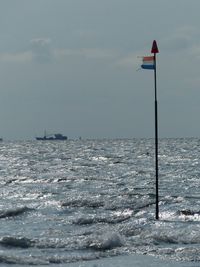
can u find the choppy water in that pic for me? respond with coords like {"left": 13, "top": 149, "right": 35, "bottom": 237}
{"left": 0, "top": 138, "right": 200, "bottom": 265}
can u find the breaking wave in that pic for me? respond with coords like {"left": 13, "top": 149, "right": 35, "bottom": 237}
{"left": 87, "top": 232, "right": 124, "bottom": 250}
{"left": 73, "top": 213, "right": 131, "bottom": 225}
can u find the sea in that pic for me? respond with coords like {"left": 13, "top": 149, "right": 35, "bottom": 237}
{"left": 0, "top": 138, "right": 200, "bottom": 266}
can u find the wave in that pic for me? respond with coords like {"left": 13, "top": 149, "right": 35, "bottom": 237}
{"left": 73, "top": 213, "right": 131, "bottom": 225}
{"left": 61, "top": 198, "right": 104, "bottom": 208}
{"left": 0, "top": 251, "right": 111, "bottom": 265}
{"left": 0, "top": 206, "right": 34, "bottom": 219}
{"left": 87, "top": 232, "right": 124, "bottom": 250}
{"left": 0, "top": 253, "right": 49, "bottom": 265}
{"left": 0, "top": 236, "right": 34, "bottom": 248}
{"left": 178, "top": 209, "right": 200, "bottom": 216}
{"left": 105, "top": 199, "right": 155, "bottom": 212}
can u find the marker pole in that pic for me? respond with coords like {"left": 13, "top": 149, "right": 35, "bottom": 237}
{"left": 151, "top": 40, "right": 159, "bottom": 220}
{"left": 154, "top": 53, "right": 159, "bottom": 220}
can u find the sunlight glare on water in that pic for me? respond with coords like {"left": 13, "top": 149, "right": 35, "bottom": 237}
{"left": 0, "top": 138, "right": 199, "bottom": 265}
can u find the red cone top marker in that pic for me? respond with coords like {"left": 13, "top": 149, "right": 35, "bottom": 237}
{"left": 151, "top": 40, "right": 159, "bottom": 54}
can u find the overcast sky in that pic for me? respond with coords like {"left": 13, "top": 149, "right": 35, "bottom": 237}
{"left": 0, "top": 0, "right": 200, "bottom": 140}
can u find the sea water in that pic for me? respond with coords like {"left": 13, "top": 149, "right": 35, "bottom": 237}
{"left": 0, "top": 138, "right": 200, "bottom": 265}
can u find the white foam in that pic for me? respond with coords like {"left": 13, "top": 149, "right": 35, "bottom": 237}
{"left": 88, "top": 232, "right": 124, "bottom": 250}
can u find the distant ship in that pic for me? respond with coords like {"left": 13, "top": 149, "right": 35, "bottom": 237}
{"left": 36, "top": 132, "right": 67, "bottom": 141}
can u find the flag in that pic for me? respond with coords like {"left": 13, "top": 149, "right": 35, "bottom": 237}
{"left": 141, "top": 56, "right": 155, "bottom": 70}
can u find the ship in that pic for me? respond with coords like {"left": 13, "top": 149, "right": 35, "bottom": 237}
{"left": 36, "top": 132, "right": 67, "bottom": 141}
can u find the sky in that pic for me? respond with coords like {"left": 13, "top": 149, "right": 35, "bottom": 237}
{"left": 0, "top": 0, "right": 200, "bottom": 140}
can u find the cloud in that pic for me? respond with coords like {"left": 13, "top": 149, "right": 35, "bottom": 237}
{"left": 114, "top": 49, "right": 150, "bottom": 70}
{"left": 187, "top": 44, "right": 200, "bottom": 61}
{"left": 76, "top": 29, "right": 97, "bottom": 41}
{"left": 30, "top": 38, "right": 53, "bottom": 63}
{"left": 0, "top": 52, "right": 32, "bottom": 63}
{"left": 54, "top": 48, "right": 116, "bottom": 60}
{"left": 161, "top": 26, "right": 197, "bottom": 52}
{"left": 162, "top": 36, "right": 191, "bottom": 51}
{"left": 115, "top": 53, "right": 140, "bottom": 69}
{"left": 0, "top": 46, "right": 117, "bottom": 65}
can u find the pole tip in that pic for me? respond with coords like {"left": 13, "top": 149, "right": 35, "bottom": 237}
{"left": 151, "top": 40, "right": 159, "bottom": 54}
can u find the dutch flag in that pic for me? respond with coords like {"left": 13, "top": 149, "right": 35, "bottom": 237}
{"left": 141, "top": 56, "right": 155, "bottom": 70}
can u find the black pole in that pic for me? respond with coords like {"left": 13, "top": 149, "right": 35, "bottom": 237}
{"left": 154, "top": 53, "right": 159, "bottom": 220}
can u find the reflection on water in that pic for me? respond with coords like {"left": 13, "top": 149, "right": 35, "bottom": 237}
{"left": 0, "top": 139, "right": 199, "bottom": 264}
